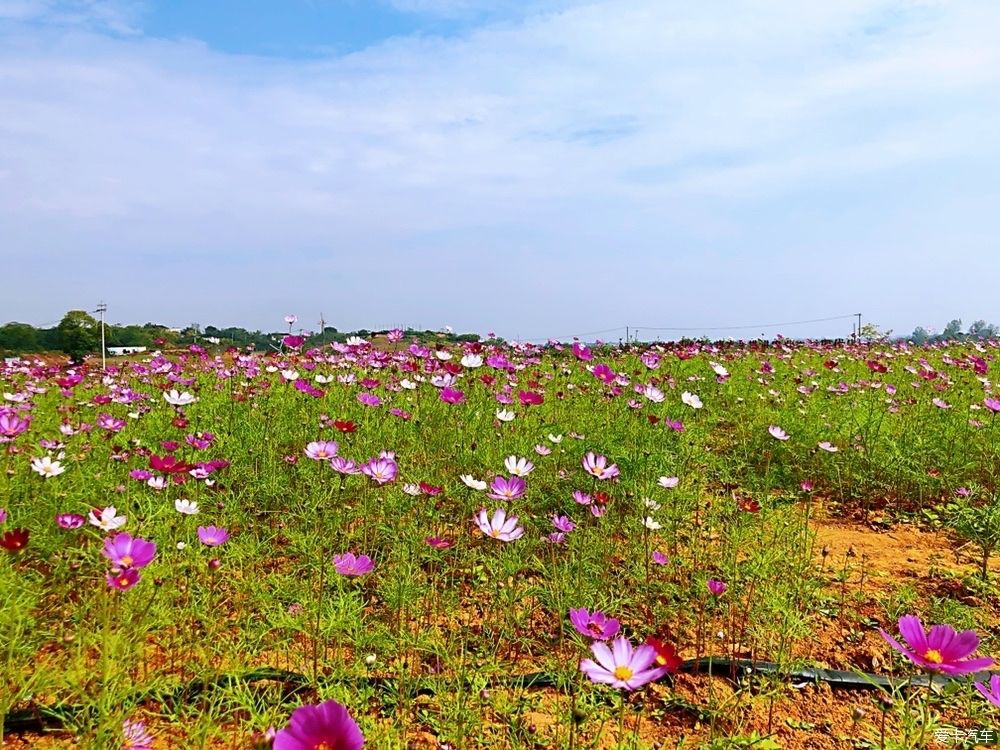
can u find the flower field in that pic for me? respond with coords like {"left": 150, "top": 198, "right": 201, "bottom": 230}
{"left": 2, "top": 334, "right": 1000, "bottom": 749}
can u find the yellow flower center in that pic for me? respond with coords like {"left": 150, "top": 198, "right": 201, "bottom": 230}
{"left": 613, "top": 665, "right": 634, "bottom": 682}
{"left": 121, "top": 555, "right": 134, "bottom": 567}
{"left": 924, "top": 649, "right": 943, "bottom": 664}
{"left": 490, "top": 529, "right": 501, "bottom": 538}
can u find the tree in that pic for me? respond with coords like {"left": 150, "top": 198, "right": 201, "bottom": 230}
{"left": 941, "top": 319, "right": 964, "bottom": 342}
{"left": 0, "top": 322, "right": 39, "bottom": 353}
{"left": 56, "top": 310, "right": 99, "bottom": 363}
{"left": 968, "top": 320, "right": 998, "bottom": 340}
{"left": 910, "top": 326, "right": 930, "bottom": 345}
{"left": 860, "top": 322, "right": 892, "bottom": 343}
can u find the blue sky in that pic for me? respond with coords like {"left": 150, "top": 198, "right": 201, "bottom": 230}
{"left": 1, "top": 0, "right": 998, "bottom": 340}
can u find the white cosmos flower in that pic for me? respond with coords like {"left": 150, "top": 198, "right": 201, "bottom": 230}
{"left": 435, "top": 350, "right": 453, "bottom": 361}
{"left": 461, "top": 354, "right": 483, "bottom": 368}
{"left": 176, "top": 541, "right": 187, "bottom": 550}
{"left": 400, "top": 379, "right": 417, "bottom": 390}
{"left": 818, "top": 441, "right": 838, "bottom": 453}
{"left": 402, "top": 483, "right": 422, "bottom": 496}
{"left": 147, "top": 476, "right": 167, "bottom": 490}
{"left": 174, "top": 498, "right": 199, "bottom": 515}
{"left": 314, "top": 374, "right": 333, "bottom": 384}
{"left": 504, "top": 456, "right": 534, "bottom": 477}
{"left": 658, "top": 476, "right": 679, "bottom": 489}
{"left": 548, "top": 433, "right": 564, "bottom": 444}
{"left": 643, "top": 497, "right": 661, "bottom": 511}
{"left": 3, "top": 392, "right": 26, "bottom": 402}
{"left": 89, "top": 506, "right": 126, "bottom": 531}
{"left": 280, "top": 370, "right": 299, "bottom": 381}
{"left": 460, "top": 474, "right": 488, "bottom": 491}
{"left": 710, "top": 362, "right": 729, "bottom": 378}
{"left": 346, "top": 336, "right": 367, "bottom": 347}
{"left": 164, "top": 390, "right": 197, "bottom": 406}
{"left": 31, "top": 456, "right": 65, "bottom": 478}
{"left": 495, "top": 409, "right": 516, "bottom": 422}
{"left": 431, "top": 374, "right": 456, "bottom": 388}
{"left": 681, "top": 391, "right": 703, "bottom": 409}
{"left": 643, "top": 384, "right": 665, "bottom": 403}
{"left": 643, "top": 517, "right": 663, "bottom": 531}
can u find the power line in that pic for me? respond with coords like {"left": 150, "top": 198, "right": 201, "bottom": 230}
{"left": 633, "top": 314, "right": 856, "bottom": 332}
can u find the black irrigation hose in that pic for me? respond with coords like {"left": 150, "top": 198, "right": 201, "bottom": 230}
{"left": 5, "top": 658, "right": 995, "bottom": 735}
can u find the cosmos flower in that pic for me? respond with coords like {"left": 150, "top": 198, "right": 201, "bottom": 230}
{"left": 569, "top": 608, "right": 620, "bottom": 640}
{"left": 330, "top": 457, "right": 360, "bottom": 475}
{"left": 818, "top": 441, "right": 838, "bottom": 452}
{"left": 551, "top": 515, "right": 576, "bottom": 533}
{"left": 652, "top": 550, "right": 669, "bottom": 566}
{"left": 681, "top": 391, "right": 703, "bottom": 409}
{"left": 361, "top": 457, "right": 398, "bottom": 485}
{"left": 580, "top": 637, "right": 668, "bottom": 690}
{"left": 768, "top": 425, "right": 790, "bottom": 441}
{"left": 121, "top": 718, "right": 154, "bottom": 750}
{"left": 461, "top": 354, "right": 483, "bottom": 368}
{"left": 304, "top": 441, "right": 339, "bottom": 460}
{"left": 102, "top": 533, "right": 157, "bottom": 569}
{"left": 107, "top": 567, "right": 141, "bottom": 591}
{"left": 974, "top": 674, "right": 1000, "bottom": 708}
{"left": 425, "top": 536, "right": 454, "bottom": 549}
{"left": 197, "top": 526, "right": 230, "bottom": 547}
{"left": 582, "top": 452, "right": 619, "bottom": 480}
{"left": 0, "top": 528, "right": 29, "bottom": 552}
{"left": 174, "top": 498, "right": 199, "bottom": 515}
{"left": 657, "top": 476, "right": 679, "bottom": 489}
{"left": 163, "top": 390, "right": 197, "bottom": 407}
{"left": 495, "top": 409, "right": 516, "bottom": 422}
{"left": 487, "top": 475, "right": 526, "bottom": 501}
{"left": 273, "top": 699, "right": 364, "bottom": 750}
{"left": 879, "top": 615, "right": 994, "bottom": 675}
{"left": 0, "top": 412, "right": 30, "bottom": 439}
{"left": 460, "top": 474, "right": 488, "bottom": 491}
{"left": 707, "top": 579, "right": 727, "bottom": 596}
{"left": 984, "top": 397, "right": 1000, "bottom": 414}
{"left": 645, "top": 637, "right": 683, "bottom": 672}
{"left": 474, "top": 508, "right": 524, "bottom": 541}
{"left": 56, "top": 513, "right": 85, "bottom": 529}
{"left": 31, "top": 456, "right": 65, "bottom": 478}
{"left": 503, "top": 455, "right": 534, "bottom": 477}
{"left": 89, "top": 506, "right": 126, "bottom": 532}
{"left": 333, "top": 553, "right": 374, "bottom": 577}
{"left": 439, "top": 387, "right": 465, "bottom": 405}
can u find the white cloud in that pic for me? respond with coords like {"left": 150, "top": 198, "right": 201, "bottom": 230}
{"left": 1, "top": 0, "right": 998, "bottom": 334}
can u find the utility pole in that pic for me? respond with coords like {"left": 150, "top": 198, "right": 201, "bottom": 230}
{"left": 318, "top": 313, "right": 326, "bottom": 344}
{"left": 856, "top": 312, "right": 863, "bottom": 344}
{"left": 94, "top": 302, "right": 107, "bottom": 371}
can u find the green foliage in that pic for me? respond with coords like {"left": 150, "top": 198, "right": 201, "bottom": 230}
{"left": 55, "top": 309, "right": 99, "bottom": 363}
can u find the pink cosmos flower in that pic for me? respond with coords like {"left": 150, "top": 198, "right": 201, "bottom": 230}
{"left": 707, "top": 579, "right": 727, "bottom": 596}
{"left": 304, "top": 441, "right": 339, "bottom": 460}
{"left": 551, "top": 515, "right": 576, "bottom": 533}
{"left": 974, "top": 674, "right": 1000, "bottom": 708}
{"left": 487, "top": 475, "right": 526, "bottom": 501}
{"left": 107, "top": 567, "right": 141, "bottom": 590}
{"left": 0, "top": 412, "right": 29, "bottom": 439}
{"left": 439, "top": 386, "right": 465, "bottom": 404}
{"left": 102, "top": 533, "right": 157, "bottom": 569}
{"left": 0, "top": 507, "right": 5, "bottom": 524}
{"left": 361, "top": 457, "right": 397, "bottom": 485}
{"left": 582, "top": 452, "right": 619, "bottom": 480}
{"left": 879, "top": 615, "right": 994, "bottom": 675}
{"left": 652, "top": 550, "right": 669, "bottom": 565}
{"left": 984, "top": 397, "right": 1000, "bottom": 414}
{"left": 122, "top": 718, "right": 154, "bottom": 750}
{"left": 572, "top": 490, "right": 592, "bottom": 505}
{"left": 768, "top": 425, "right": 789, "bottom": 441}
{"left": 580, "top": 637, "right": 668, "bottom": 690}
{"left": 657, "top": 476, "right": 679, "bottom": 489}
{"left": 569, "top": 608, "right": 620, "bottom": 640}
{"left": 333, "top": 553, "right": 374, "bottom": 576}
{"left": 425, "top": 536, "right": 454, "bottom": 549}
{"left": 330, "top": 457, "right": 360, "bottom": 475}
{"left": 534, "top": 444, "right": 552, "bottom": 456}
{"left": 357, "top": 393, "right": 381, "bottom": 407}
{"left": 474, "top": 508, "right": 524, "bottom": 541}
{"left": 273, "top": 699, "right": 364, "bottom": 750}
{"left": 818, "top": 441, "right": 838, "bottom": 452}
{"left": 197, "top": 526, "right": 230, "bottom": 546}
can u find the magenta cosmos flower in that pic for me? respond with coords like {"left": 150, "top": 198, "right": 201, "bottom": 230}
{"left": 101, "top": 533, "right": 157, "bottom": 569}
{"left": 273, "top": 699, "right": 364, "bottom": 750}
{"left": 107, "top": 567, "right": 141, "bottom": 591}
{"left": 879, "top": 615, "right": 994, "bottom": 675}
{"left": 56, "top": 512, "right": 85, "bottom": 529}
{"left": 197, "top": 526, "right": 230, "bottom": 546}
{"left": 487, "top": 475, "right": 526, "bottom": 501}
{"left": 474, "top": 508, "right": 524, "bottom": 541}
{"left": 304, "top": 441, "right": 338, "bottom": 460}
{"left": 122, "top": 718, "right": 154, "bottom": 750}
{"left": 333, "top": 553, "right": 374, "bottom": 576}
{"left": 581, "top": 452, "right": 619, "bottom": 480}
{"left": 707, "top": 579, "right": 727, "bottom": 596}
{"left": 361, "top": 457, "right": 397, "bottom": 485}
{"left": 975, "top": 674, "right": 1000, "bottom": 707}
{"left": 0, "top": 412, "right": 29, "bottom": 439}
{"left": 580, "top": 637, "right": 668, "bottom": 690}
{"left": 569, "top": 608, "right": 620, "bottom": 640}
{"left": 439, "top": 387, "right": 465, "bottom": 404}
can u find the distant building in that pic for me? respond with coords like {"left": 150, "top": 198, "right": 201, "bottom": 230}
{"left": 107, "top": 346, "right": 148, "bottom": 356}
